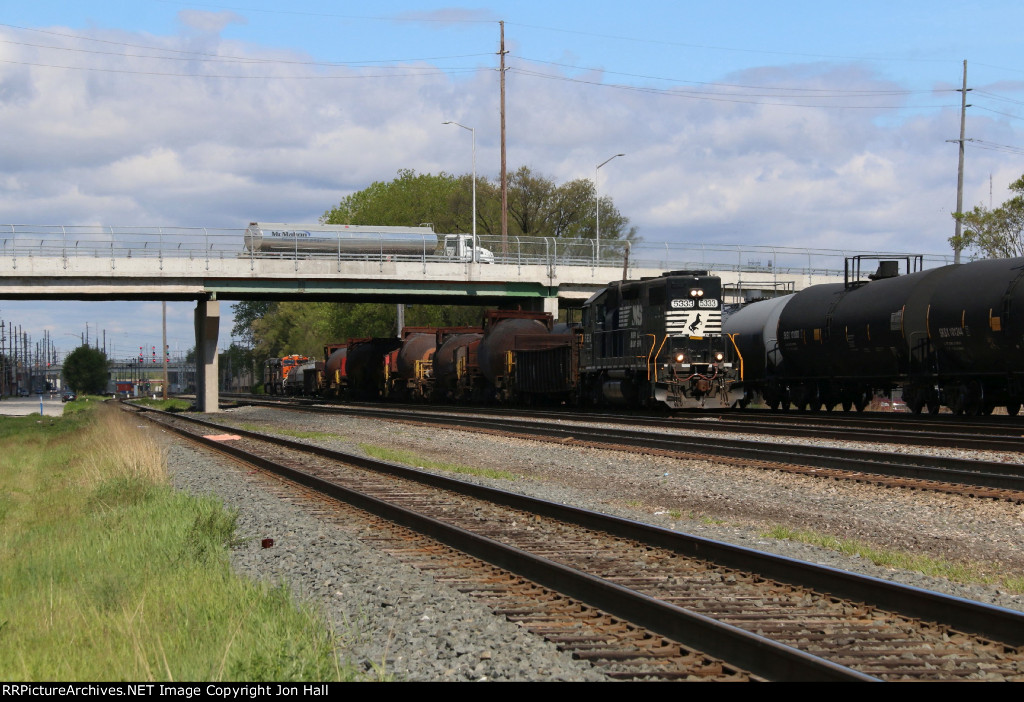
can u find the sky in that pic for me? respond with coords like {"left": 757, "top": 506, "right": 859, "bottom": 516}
{"left": 1, "top": 1, "right": 1023, "bottom": 361}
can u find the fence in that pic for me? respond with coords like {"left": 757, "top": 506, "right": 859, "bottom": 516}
{"left": 0, "top": 224, "right": 955, "bottom": 277}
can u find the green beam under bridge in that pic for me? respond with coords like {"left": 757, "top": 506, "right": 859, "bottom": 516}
{"left": 205, "top": 278, "right": 560, "bottom": 302}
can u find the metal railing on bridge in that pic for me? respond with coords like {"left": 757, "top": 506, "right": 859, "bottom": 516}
{"left": 0, "top": 224, "right": 955, "bottom": 278}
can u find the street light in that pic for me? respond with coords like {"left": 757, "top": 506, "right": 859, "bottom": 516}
{"left": 443, "top": 121, "right": 477, "bottom": 263}
{"left": 596, "top": 153, "right": 625, "bottom": 262}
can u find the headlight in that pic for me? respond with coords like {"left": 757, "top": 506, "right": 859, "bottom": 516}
{"left": 675, "top": 352, "right": 686, "bottom": 363}
{"left": 689, "top": 288, "right": 704, "bottom": 297}
{"left": 715, "top": 352, "right": 724, "bottom": 362}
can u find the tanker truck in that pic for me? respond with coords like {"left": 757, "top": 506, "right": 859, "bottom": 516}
{"left": 244, "top": 222, "right": 494, "bottom": 263}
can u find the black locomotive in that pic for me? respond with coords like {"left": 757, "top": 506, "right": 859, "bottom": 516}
{"left": 579, "top": 270, "right": 737, "bottom": 408}
{"left": 725, "top": 255, "right": 1024, "bottom": 415}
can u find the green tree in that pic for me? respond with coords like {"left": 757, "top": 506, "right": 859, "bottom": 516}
{"left": 475, "top": 166, "right": 637, "bottom": 242}
{"left": 231, "top": 301, "right": 272, "bottom": 345}
{"left": 951, "top": 174, "right": 1024, "bottom": 258}
{"left": 322, "top": 169, "right": 466, "bottom": 231}
{"left": 322, "top": 166, "right": 638, "bottom": 243}
{"left": 62, "top": 346, "right": 109, "bottom": 394}
{"left": 248, "top": 301, "right": 482, "bottom": 361}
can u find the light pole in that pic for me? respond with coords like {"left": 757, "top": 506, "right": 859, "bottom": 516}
{"left": 443, "top": 121, "right": 477, "bottom": 263}
{"left": 596, "top": 153, "right": 625, "bottom": 262}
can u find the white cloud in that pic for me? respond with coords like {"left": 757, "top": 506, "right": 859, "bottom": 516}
{"left": 177, "top": 10, "right": 247, "bottom": 35}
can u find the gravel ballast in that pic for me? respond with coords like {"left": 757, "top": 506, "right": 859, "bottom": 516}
{"left": 159, "top": 406, "right": 1024, "bottom": 680}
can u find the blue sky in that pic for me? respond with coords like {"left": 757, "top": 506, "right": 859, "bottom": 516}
{"left": 1, "top": 1, "right": 1023, "bottom": 361}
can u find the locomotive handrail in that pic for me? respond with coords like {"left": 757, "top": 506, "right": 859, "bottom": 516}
{"left": 644, "top": 333, "right": 658, "bottom": 381}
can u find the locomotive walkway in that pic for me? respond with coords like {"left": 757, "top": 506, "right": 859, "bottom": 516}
{"left": 0, "top": 224, "right": 953, "bottom": 410}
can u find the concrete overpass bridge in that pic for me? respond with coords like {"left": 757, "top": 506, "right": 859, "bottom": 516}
{"left": 0, "top": 224, "right": 955, "bottom": 410}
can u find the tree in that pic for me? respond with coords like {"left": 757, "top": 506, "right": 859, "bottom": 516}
{"left": 474, "top": 166, "right": 638, "bottom": 242}
{"left": 951, "top": 174, "right": 1024, "bottom": 258}
{"left": 220, "top": 342, "right": 256, "bottom": 391}
{"left": 231, "top": 301, "right": 272, "bottom": 346}
{"left": 247, "top": 301, "right": 482, "bottom": 360}
{"left": 63, "top": 345, "right": 109, "bottom": 394}
{"left": 322, "top": 166, "right": 639, "bottom": 243}
{"left": 322, "top": 169, "right": 465, "bottom": 231}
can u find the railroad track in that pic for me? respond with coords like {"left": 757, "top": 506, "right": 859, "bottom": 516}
{"left": 220, "top": 393, "right": 1024, "bottom": 452}
{"left": 221, "top": 397, "right": 1024, "bottom": 501}
{"left": 131, "top": 402, "right": 1024, "bottom": 681}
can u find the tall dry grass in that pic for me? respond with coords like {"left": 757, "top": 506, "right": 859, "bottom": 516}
{"left": 75, "top": 403, "right": 167, "bottom": 486}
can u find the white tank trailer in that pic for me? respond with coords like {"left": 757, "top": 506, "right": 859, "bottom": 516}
{"left": 244, "top": 222, "right": 493, "bottom": 262}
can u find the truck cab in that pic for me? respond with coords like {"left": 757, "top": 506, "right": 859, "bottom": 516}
{"left": 442, "top": 234, "right": 494, "bottom": 264}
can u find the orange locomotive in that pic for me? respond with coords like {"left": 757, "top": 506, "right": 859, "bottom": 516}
{"left": 263, "top": 354, "right": 310, "bottom": 395}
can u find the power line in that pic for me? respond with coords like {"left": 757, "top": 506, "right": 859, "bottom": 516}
{"left": 965, "top": 138, "right": 1024, "bottom": 156}
{"left": 0, "top": 57, "right": 484, "bottom": 80}
{"left": 0, "top": 31, "right": 494, "bottom": 68}
{"left": 505, "top": 20, "right": 957, "bottom": 65}
{"left": 509, "top": 68, "right": 958, "bottom": 110}
{"left": 516, "top": 56, "right": 943, "bottom": 96}
{"left": 974, "top": 106, "right": 1024, "bottom": 122}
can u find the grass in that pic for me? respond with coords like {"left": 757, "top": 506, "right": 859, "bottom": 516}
{"left": 764, "top": 525, "right": 1024, "bottom": 594}
{"left": 129, "top": 397, "right": 194, "bottom": 412}
{"left": 0, "top": 402, "right": 359, "bottom": 681}
{"left": 661, "top": 509, "right": 725, "bottom": 525}
{"left": 359, "top": 444, "right": 517, "bottom": 481}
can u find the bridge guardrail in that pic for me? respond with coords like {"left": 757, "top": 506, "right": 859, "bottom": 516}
{"left": 0, "top": 224, "right": 955, "bottom": 278}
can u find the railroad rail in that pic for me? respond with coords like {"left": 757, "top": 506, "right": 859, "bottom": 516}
{"left": 220, "top": 397, "right": 1024, "bottom": 501}
{"left": 131, "top": 402, "right": 1024, "bottom": 681}
{"left": 221, "top": 393, "right": 1024, "bottom": 451}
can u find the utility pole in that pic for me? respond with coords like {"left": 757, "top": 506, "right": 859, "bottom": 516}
{"left": 162, "top": 301, "right": 168, "bottom": 399}
{"left": 499, "top": 20, "right": 508, "bottom": 254}
{"left": 953, "top": 59, "right": 970, "bottom": 265}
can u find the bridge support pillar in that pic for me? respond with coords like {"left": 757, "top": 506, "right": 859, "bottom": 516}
{"left": 515, "top": 296, "right": 559, "bottom": 318}
{"left": 542, "top": 296, "right": 559, "bottom": 318}
{"left": 194, "top": 299, "right": 220, "bottom": 412}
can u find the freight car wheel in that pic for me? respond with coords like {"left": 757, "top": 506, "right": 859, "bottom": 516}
{"left": 927, "top": 400, "right": 941, "bottom": 415}
{"left": 1008, "top": 402, "right": 1021, "bottom": 416}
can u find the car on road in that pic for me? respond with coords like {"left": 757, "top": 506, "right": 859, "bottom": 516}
{"left": 61, "top": 391, "right": 77, "bottom": 402}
